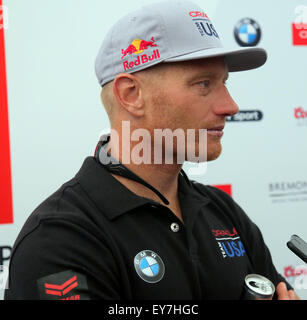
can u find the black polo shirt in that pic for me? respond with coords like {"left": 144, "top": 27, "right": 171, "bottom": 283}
{"left": 5, "top": 156, "right": 288, "bottom": 300}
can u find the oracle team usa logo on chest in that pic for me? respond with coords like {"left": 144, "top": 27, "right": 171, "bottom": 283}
{"left": 134, "top": 250, "right": 165, "bottom": 283}
{"left": 212, "top": 228, "right": 246, "bottom": 259}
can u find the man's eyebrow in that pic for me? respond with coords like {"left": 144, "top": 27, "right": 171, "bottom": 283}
{"left": 187, "top": 71, "right": 229, "bottom": 82}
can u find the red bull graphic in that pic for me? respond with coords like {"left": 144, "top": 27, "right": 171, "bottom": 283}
{"left": 121, "top": 37, "right": 160, "bottom": 71}
{"left": 0, "top": 0, "right": 13, "bottom": 224}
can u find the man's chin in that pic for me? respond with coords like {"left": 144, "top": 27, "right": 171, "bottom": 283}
{"left": 183, "top": 150, "right": 222, "bottom": 163}
{"left": 206, "top": 146, "right": 222, "bottom": 162}
{"left": 206, "top": 153, "right": 221, "bottom": 162}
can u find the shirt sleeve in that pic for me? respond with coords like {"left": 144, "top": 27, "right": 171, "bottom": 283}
{"left": 4, "top": 217, "right": 122, "bottom": 300}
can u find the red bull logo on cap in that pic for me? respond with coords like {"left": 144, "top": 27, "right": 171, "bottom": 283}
{"left": 121, "top": 37, "right": 160, "bottom": 71}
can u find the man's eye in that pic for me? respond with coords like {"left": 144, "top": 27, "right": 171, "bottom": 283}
{"left": 199, "top": 81, "right": 209, "bottom": 88}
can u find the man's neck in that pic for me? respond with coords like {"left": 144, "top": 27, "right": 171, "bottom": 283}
{"left": 107, "top": 132, "right": 184, "bottom": 221}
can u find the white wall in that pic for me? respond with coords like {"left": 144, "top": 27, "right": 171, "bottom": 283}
{"left": 1, "top": 0, "right": 307, "bottom": 299}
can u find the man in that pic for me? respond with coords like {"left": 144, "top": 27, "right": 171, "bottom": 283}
{"left": 5, "top": 0, "right": 299, "bottom": 300}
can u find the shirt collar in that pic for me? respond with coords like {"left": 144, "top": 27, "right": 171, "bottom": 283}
{"left": 76, "top": 133, "right": 211, "bottom": 220}
{"left": 75, "top": 157, "right": 210, "bottom": 220}
{"left": 75, "top": 157, "right": 153, "bottom": 220}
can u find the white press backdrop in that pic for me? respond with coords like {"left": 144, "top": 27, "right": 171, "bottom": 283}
{"left": 1, "top": 0, "right": 307, "bottom": 299}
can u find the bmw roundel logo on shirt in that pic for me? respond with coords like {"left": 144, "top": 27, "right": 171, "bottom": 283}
{"left": 234, "top": 18, "right": 261, "bottom": 47}
{"left": 134, "top": 250, "right": 165, "bottom": 283}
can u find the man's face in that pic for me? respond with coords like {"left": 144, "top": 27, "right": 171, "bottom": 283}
{"left": 140, "top": 57, "right": 239, "bottom": 162}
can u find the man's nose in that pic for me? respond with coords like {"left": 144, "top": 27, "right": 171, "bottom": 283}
{"left": 214, "top": 85, "right": 239, "bottom": 117}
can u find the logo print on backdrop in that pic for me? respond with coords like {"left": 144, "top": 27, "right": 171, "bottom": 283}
{"left": 294, "top": 107, "right": 307, "bottom": 126}
{"left": 0, "top": 5, "right": 9, "bottom": 30}
{"left": 134, "top": 250, "right": 165, "bottom": 283}
{"left": 212, "top": 184, "right": 232, "bottom": 197}
{"left": 234, "top": 18, "right": 261, "bottom": 47}
{"left": 292, "top": 23, "right": 307, "bottom": 45}
{"left": 0, "top": 246, "right": 11, "bottom": 289}
{"left": 284, "top": 264, "right": 307, "bottom": 290}
{"left": 189, "top": 11, "right": 219, "bottom": 38}
{"left": 269, "top": 180, "right": 307, "bottom": 204}
{"left": 0, "top": 0, "right": 13, "bottom": 224}
{"left": 293, "top": 5, "right": 307, "bottom": 46}
{"left": 226, "top": 110, "right": 263, "bottom": 122}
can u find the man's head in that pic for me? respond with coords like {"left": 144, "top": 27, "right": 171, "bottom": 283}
{"left": 96, "top": 0, "right": 267, "bottom": 163}
{"left": 100, "top": 56, "right": 238, "bottom": 162}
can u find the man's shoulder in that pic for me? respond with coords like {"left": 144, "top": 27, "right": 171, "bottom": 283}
{"left": 30, "top": 177, "right": 86, "bottom": 220}
{"left": 14, "top": 157, "right": 105, "bottom": 247}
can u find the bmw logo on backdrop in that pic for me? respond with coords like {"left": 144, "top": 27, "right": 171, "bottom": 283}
{"left": 234, "top": 18, "right": 261, "bottom": 47}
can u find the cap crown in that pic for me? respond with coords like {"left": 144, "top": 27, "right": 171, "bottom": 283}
{"left": 95, "top": 1, "right": 223, "bottom": 86}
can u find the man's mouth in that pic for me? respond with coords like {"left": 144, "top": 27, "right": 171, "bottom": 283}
{"left": 207, "top": 126, "right": 224, "bottom": 137}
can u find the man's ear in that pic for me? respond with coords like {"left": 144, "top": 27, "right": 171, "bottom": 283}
{"left": 113, "top": 73, "right": 145, "bottom": 117}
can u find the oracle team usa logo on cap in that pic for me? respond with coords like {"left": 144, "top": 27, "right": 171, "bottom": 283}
{"left": 234, "top": 18, "right": 261, "bottom": 47}
{"left": 134, "top": 250, "right": 165, "bottom": 283}
{"left": 189, "top": 10, "right": 219, "bottom": 38}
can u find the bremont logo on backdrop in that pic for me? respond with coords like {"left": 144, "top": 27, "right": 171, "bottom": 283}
{"left": 269, "top": 181, "right": 307, "bottom": 204}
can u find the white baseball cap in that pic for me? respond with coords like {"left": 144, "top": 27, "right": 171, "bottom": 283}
{"left": 95, "top": 0, "right": 267, "bottom": 87}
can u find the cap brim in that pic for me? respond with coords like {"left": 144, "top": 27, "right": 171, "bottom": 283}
{"left": 164, "top": 47, "right": 267, "bottom": 72}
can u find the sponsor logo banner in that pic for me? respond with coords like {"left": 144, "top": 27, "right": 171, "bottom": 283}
{"left": 0, "top": 4, "right": 8, "bottom": 30}
{"left": 0, "top": 246, "right": 11, "bottom": 289}
{"left": 284, "top": 264, "right": 307, "bottom": 289}
{"left": 212, "top": 184, "right": 232, "bottom": 197}
{"left": 292, "top": 23, "right": 307, "bottom": 45}
{"left": 234, "top": 18, "right": 261, "bottom": 47}
{"left": 0, "top": 0, "right": 13, "bottom": 224}
{"left": 226, "top": 110, "right": 263, "bottom": 122}
{"left": 294, "top": 107, "right": 307, "bottom": 126}
{"left": 269, "top": 180, "right": 307, "bottom": 204}
{"left": 293, "top": 5, "right": 307, "bottom": 45}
